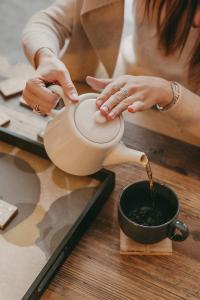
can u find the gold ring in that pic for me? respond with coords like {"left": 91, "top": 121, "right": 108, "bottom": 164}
{"left": 33, "top": 104, "right": 41, "bottom": 115}
{"left": 119, "top": 87, "right": 129, "bottom": 97}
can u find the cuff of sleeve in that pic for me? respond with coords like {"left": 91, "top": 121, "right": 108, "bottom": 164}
{"left": 22, "top": 31, "right": 60, "bottom": 68}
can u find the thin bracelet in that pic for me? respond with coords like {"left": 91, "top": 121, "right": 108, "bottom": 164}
{"left": 156, "top": 81, "right": 181, "bottom": 112}
{"left": 34, "top": 47, "right": 55, "bottom": 68}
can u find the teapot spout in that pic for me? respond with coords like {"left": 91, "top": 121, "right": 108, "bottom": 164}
{"left": 103, "top": 142, "right": 147, "bottom": 167}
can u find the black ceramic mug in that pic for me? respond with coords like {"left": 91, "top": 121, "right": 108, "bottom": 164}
{"left": 118, "top": 181, "right": 189, "bottom": 244}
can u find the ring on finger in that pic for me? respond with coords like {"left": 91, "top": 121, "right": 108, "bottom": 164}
{"left": 33, "top": 104, "right": 41, "bottom": 115}
{"left": 114, "top": 90, "right": 128, "bottom": 104}
{"left": 119, "top": 87, "right": 129, "bottom": 98}
{"left": 104, "top": 87, "right": 129, "bottom": 110}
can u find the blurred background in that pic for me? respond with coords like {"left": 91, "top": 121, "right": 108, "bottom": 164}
{"left": 0, "top": 0, "right": 133, "bottom": 66}
{"left": 0, "top": 0, "right": 53, "bottom": 64}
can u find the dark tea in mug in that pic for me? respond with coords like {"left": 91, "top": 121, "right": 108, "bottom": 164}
{"left": 127, "top": 193, "right": 171, "bottom": 227}
{"left": 118, "top": 181, "right": 189, "bottom": 244}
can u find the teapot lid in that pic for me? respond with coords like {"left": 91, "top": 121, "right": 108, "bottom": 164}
{"left": 74, "top": 99, "right": 121, "bottom": 143}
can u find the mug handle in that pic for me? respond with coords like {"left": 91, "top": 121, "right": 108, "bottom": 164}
{"left": 168, "top": 220, "right": 189, "bottom": 241}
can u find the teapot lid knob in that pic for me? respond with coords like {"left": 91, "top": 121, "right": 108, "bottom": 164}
{"left": 94, "top": 111, "right": 107, "bottom": 124}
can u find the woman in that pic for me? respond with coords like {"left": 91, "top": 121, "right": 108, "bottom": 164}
{"left": 22, "top": 0, "right": 200, "bottom": 137}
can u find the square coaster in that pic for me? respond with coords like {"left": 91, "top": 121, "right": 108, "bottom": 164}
{"left": 0, "top": 77, "right": 26, "bottom": 97}
{"left": 0, "top": 198, "right": 18, "bottom": 229}
{"left": 120, "top": 230, "right": 172, "bottom": 255}
{"left": 0, "top": 111, "right": 10, "bottom": 126}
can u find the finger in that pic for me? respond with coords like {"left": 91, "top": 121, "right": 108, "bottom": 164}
{"left": 57, "top": 70, "right": 79, "bottom": 102}
{"left": 24, "top": 94, "right": 46, "bottom": 115}
{"left": 106, "top": 101, "right": 129, "bottom": 120}
{"left": 24, "top": 91, "right": 56, "bottom": 115}
{"left": 23, "top": 84, "right": 58, "bottom": 111}
{"left": 97, "top": 81, "right": 125, "bottom": 111}
{"left": 107, "top": 95, "right": 142, "bottom": 120}
{"left": 100, "top": 87, "right": 129, "bottom": 115}
{"left": 25, "top": 78, "right": 60, "bottom": 106}
{"left": 24, "top": 88, "right": 59, "bottom": 113}
{"left": 86, "top": 76, "right": 112, "bottom": 91}
{"left": 128, "top": 101, "right": 145, "bottom": 113}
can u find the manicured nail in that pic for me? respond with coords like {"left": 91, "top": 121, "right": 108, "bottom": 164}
{"left": 97, "top": 94, "right": 106, "bottom": 102}
{"left": 96, "top": 99, "right": 103, "bottom": 108}
{"left": 108, "top": 112, "right": 115, "bottom": 120}
{"left": 100, "top": 106, "right": 109, "bottom": 115}
{"left": 70, "top": 92, "right": 79, "bottom": 101}
{"left": 128, "top": 107, "right": 135, "bottom": 113}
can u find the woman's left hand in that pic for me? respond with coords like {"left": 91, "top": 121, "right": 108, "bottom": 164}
{"left": 86, "top": 75, "right": 173, "bottom": 120}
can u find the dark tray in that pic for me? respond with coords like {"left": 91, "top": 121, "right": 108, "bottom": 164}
{"left": 0, "top": 127, "right": 115, "bottom": 300}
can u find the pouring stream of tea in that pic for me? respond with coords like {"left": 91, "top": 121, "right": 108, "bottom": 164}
{"left": 128, "top": 154, "right": 169, "bottom": 226}
{"left": 141, "top": 154, "right": 154, "bottom": 200}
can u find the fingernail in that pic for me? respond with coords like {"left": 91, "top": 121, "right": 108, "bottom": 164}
{"left": 100, "top": 106, "right": 109, "bottom": 115}
{"left": 97, "top": 95, "right": 105, "bottom": 101}
{"left": 128, "top": 107, "right": 135, "bottom": 113}
{"left": 96, "top": 99, "right": 103, "bottom": 108}
{"left": 108, "top": 112, "right": 115, "bottom": 120}
{"left": 70, "top": 92, "right": 79, "bottom": 101}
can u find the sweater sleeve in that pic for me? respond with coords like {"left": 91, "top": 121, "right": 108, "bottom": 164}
{"left": 166, "top": 84, "right": 200, "bottom": 140}
{"left": 22, "top": 0, "right": 75, "bottom": 67}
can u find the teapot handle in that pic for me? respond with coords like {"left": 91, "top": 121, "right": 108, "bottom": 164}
{"left": 48, "top": 84, "right": 71, "bottom": 106}
{"left": 47, "top": 84, "right": 73, "bottom": 118}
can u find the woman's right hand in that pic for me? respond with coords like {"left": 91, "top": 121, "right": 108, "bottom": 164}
{"left": 23, "top": 48, "right": 79, "bottom": 115}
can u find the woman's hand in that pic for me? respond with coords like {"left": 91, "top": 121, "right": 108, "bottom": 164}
{"left": 23, "top": 48, "right": 79, "bottom": 115}
{"left": 86, "top": 75, "right": 173, "bottom": 120}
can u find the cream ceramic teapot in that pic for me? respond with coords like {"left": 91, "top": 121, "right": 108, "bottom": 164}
{"left": 44, "top": 85, "right": 147, "bottom": 176}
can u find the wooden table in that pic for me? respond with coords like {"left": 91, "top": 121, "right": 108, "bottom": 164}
{"left": 0, "top": 82, "right": 200, "bottom": 300}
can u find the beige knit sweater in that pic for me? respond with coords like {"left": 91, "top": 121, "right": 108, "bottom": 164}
{"left": 22, "top": 0, "right": 200, "bottom": 141}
